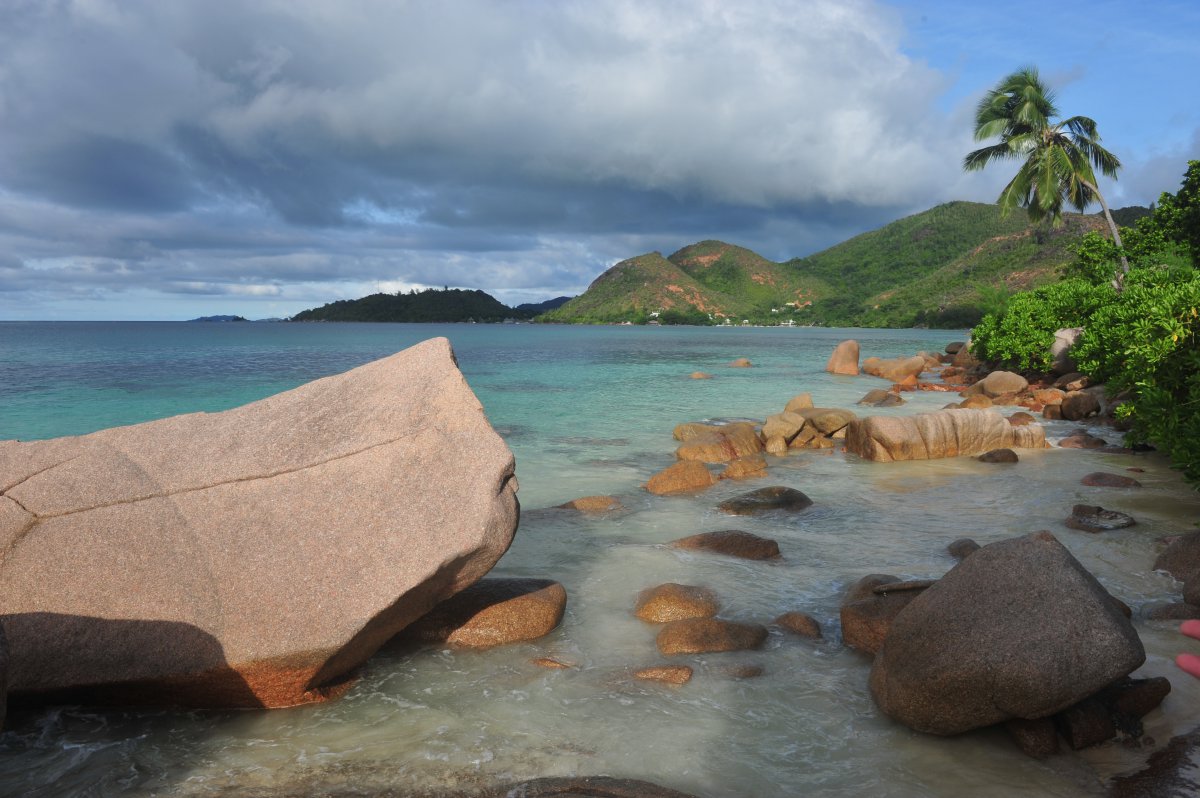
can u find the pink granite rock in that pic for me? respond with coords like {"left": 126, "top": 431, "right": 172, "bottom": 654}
{"left": 0, "top": 337, "right": 519, "bottom": 709}
{"left": 825, "top": 340, "right": 860, "bottom": 376}
{"left": 844, "top": 409, "right": 1046, "bottom": 462}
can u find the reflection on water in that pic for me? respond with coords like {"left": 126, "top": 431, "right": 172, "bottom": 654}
{"left": 1, "top": 323, "right": 1199, "bottom": 797}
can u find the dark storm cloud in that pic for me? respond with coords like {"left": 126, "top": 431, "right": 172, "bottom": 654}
{"left": 0, "top": 0, "right": 1008, "bottom": 318}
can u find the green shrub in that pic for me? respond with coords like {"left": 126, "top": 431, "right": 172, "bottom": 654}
{"left": 970, "top": 279, "right": 1115, "bottom": 371}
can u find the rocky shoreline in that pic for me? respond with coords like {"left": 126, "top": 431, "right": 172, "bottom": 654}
{"left": 3, "top": 335, "right": 1199, "bottom": 796}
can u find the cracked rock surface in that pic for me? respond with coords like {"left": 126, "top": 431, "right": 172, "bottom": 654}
{"left": 0, "top": 337, "right": 519, "bottom": 709}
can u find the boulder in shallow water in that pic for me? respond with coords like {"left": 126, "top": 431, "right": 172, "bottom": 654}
{"left": 634, "top": 664, "right": 693, "bottom": 685}
{"left": 656, "top": 618, "right": 768, "bottom": 655}
{"left": 646, "top": 461, "right": 716, "bottom": 495}
{"left": 674, "top": 422, "right": 763, "bottom": 463}
{"left": 0, "top": 337, "right": 519, "bottom": 708}
{"left": 1153, "top": 531, "right": 1200, "bottom": 582}
{"left": 845, "top": 409, "right": 1046, "bottom": 463}
{"left": 670, "top": 530, "right": 781, "bottom": 560}
{"left": 398, "top": 578, "right": 566, "bottom": 649}
{"left": 1065, "top": 505, "right": 1136, "bottom": 533}
{"left": 1061, "top": 390, "right": 1101, "bottom": 421}
{"left": 635, "top": 584, "right": 720, "bottom": 624}
{"left": 1082, "top": 471, "right": 1142, "bottom": 488}
{"left": 947, "top": 539, "right": 981, "bottom": 560}
{"left": 774, "top": 611, "right": 822, "bottom": 639}
{"left": 978, "top": 448, "right": 1018, "bottom": 464}
{"left": 869, "top": 531, "right": 1145, "bottom": 735}
{"left": 784, "top": 393, "right": 814, "bottom": 413}
{"left": 557, "top": 495, "right": 624, "bottom": 513}
{"left": 718, "top": 486, "right": 813, "bottom": 516}
{"left": 719, "top": 455, "right": 767, "bottom": 480}
{"left": 825, "top": 339, "right": 860, "bottom": 376}
{"left": 979, "top": 370, "right": 1029, "bottom": 398}
{"left": 839, "top": 574, "right": 927, "bottom": 656}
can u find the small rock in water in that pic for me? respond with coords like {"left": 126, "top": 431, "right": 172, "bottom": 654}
{"left": 690, "top": 372, "right": 713, "bottom": 379}
{"left": 532, "top": 657, "right": 574, "bottom": 670}
{"left": 1008, "top": 412, "right": 1037, "bottom": 426}
{"left": 773, "top": 611, "right": 822, "bottom": 639}
{"left": 728, "top": 357, "right": 753, "bottom": 368}
{"left": 840, "top": 574, "right": 926, "bottom": 656}
{"left": 717, "top": 663, "right": 765, "bottom": 679}
{"left": 1065, "top": 504, "right": 1136, "bottom": 533}
{"left": 635, "top": 584, "right": 720, "bottom": 624}
{"left": 669, "top": 530, "right": 781, "bottom": 560}
{"left": 719, "top": 455, "right": 768, "bottom": 480}
{"left": 1059, "top": 432, "right": 1107, "bottom": 449}
{"left": 1153, "top": 531, "right": 1200, "bottom": 581}
{"left": 656, "top": 618, "right": 768, "bottom": 655}
{"left": 634, "top": 665, "right": 693, "bottom": 685}
{"left": 718, "top": 486, "right": 813, "bottom": 516}
{"left": 978, "top": 448, "right": 1019, "bottom": 463}
{"left": 557, "top": 495, "right": 624, "bottom": 513}
{"left": 1082, "top": 472, "right": 1143, "bottom": 488}
{"left": 947, "top": 538, "right": 981, "bottom": 560}
{"left": 400, "top": 578, "right": 567, "bottom": 650}
{"left": 646, "top": 461, "right": 716, "bottom": 495}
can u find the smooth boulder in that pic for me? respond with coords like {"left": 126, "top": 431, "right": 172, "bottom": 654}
{"left": 635, "top": 584, "right": 720, "bottom": 623}
{"left": 979, "top": 371, "right": 1029, "bottom": 398}
{"left": 675, "top": 422, "right": 763, "bottom": 464}
{"left": 0, "top": 337, "right": 520, "bottom": 708}
{"left": 398, "top": 578, "right": 566, "bottom": 649}
{"left": 646, "top": 461, "right": 716, "bottom": 495}
{"left": 669, "top": 530, "right": 781, "bottom": 560}
{"left": 869, "top": 531, "right": 1145, "bottom": 735}
{"left": 825, "top": 340, "right": 860, "bottom": 376}
{"left": 718, "top": 486, "right": 813, "bottom": 516}
{"left": 656, "top": 618, "right": 768, "bottom": 655}
{"left": 845, "top": 409, "right": 1046, "bottom": 463}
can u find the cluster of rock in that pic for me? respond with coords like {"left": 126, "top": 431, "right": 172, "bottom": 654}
{"left": 847, "top": 532, "right": 1165, "bottom": 758}
{"left": 0, "top": 338, "right": 565, "bottom": 719}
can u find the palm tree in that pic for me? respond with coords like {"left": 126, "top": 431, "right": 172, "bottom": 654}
{"left": 964, "top": 66, "right": 1129, "bottom": 283}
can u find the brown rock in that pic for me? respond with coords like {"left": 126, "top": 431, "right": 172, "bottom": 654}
{"left": 1054, "top": 372, "right": 1088, "bottom": 390}
{"left": 1153, "top": 531, "right": 1200, "bottom": 582}
{"left": 1082, "top": 471, "right": 1142, "bottom": 488}
{"left": 762, "top": 411, "right": 807, "bottom": 442}
{"left": 796, "top": 407, "right": 856, "bottom": 435}
{"left": 774, "top": 611, "right": 822, "bottom": 639}
{"left": 945, "top": 342, "right": 965, "bottom": 355}
{"left": 719, "top": 455, "right": 767, "bottom": 480}
{"left": 634, "top": 584, "right": 720, "bottom": 623}
{"left": 673, "top": 422, "right": 719, "bottom": 441}
{"left": 1057, "top": 696, "right": 1116, "bottom": 750}
{"left": 1034, "top": 388, "right": 1066, "bottom": 405}
{"left": 980, "top": 370, "right": 1029, "bottom": 398}
{"left": 1102, "top": 676, "right": 1172, "bottom": 720}
{"left": 857, "top": 389, "right": 891, "bottom": 405}
{"left": 784, "top": 393, "right": 815, "bottom": 413}
{"left": 729, "top": 357, "right": 752, "bottom": 368}
{"left": 1185, "top": 575, "right": 1200, "bottom": 607}
{"left": 1061, "top": 391, "right": 1101, "bottom": 421}
{"left": 959, "top": 394, "right": 994, "bottom": 409}
{"left": 869, "top": 532, "right": 1145, "bottom": 736}
{"left": 400, "top": 578, "right": 566, "bottom": 650}
{"left": 557, "top": 495, "right": 624, "bottom": 513}
{"left": 825, "top": 339, "right": 861, "bottom": 376}
{"left": 1005, "top": 717, "right": 1061, "bottom": 759}
{"left": 675, "top": 422, "right": 763, "bottom": 463}
{"left": 719, "top": 663, "right": 765, "bottom": 679}
{"left": 764, "top": 436, "right": 789, "bottom": 457}
{"left": 532, "top": 657, "right": 573, "bottom": 670}
{"left": 1008, "top": 411, "right": 1037, "bottom": 426}
{"left": 787, "top": 426, "right": 820, "bottom": 449}
{"left": 863, "top": 355, "right": 927, "bottom": 383}
{"left": 670, "top": 530, "right": 781, "bottom": 560}
{"left": 689, "top": 372, "right": 713, "bottom": 380}
{"left": 634, "top": 665, "right": 693, "bottom": 685}
{"left": 718, "top": 486, "right": 813, "bottom": 515}
{"left": 656, "top": 618, "right": 768, "bottom": 655}
{"left": 845, "top": 409, "right": 1046, "bottom": 462}
{"left": 947, "top": 538, "right": 981, "bottom": 560}
{"left": 840, "top": 574, "right": 926, "bottom": 656}
{"left": 1059, "top": 431, "right": 1107, "bottom": 449}
{"left": 1108, "top": 725, "right": 1200, "bottom": 798}
{"left": 978, "top": 448, "right": 1019, "bottom": 463}
{"left": 0, "top": 338, "right": 519, "bottom": 709}
{"left": 952, "top": 345, "right": 981, "bottom": 369}
{"left": 1042, "top": 404, "right": 1063, "bottom": 420}
{"left": 1065, "top": 505, "right": 1136, "bottom": 533}
{"left": 646, "top": 461, "right": 716, "bottom": 495}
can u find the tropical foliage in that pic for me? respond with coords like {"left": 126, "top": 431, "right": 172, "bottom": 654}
{"left": 291, "top": 287, "right": 535, "bottom": 322}
{"left": 969, "top": 160, "right": 1200, "bottom": 483}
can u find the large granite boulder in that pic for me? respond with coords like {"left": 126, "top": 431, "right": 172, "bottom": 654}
{"left": 674, "top": 422, "right": 763, "bottom": 463}
{"left": 1154, "top": 531, "right": 1200, "bottom": 583}
{"left": 646, "top": 461, "right": 716, "bottom": 495}
{"left": 869, "top": 532, "right": 1145, "bottom": 735}
{"left": 0, "top": 337, "right": 519, "bottom": 708}
{"left": 845, "top": 409, "right": 1046, "bottom": 462}
{"left": 1051, "top": 328, "right": 1082, "bottom": 375}
{"left": 825, "top": 340, "right": 860, "bottom": 376}
{"left": 979, "top": 370, "right": 1029, "bottom": 398}
{"left": 862, "top": 355, "right": 926, "bottom": 383}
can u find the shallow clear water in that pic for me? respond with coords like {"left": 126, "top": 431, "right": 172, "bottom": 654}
{"left": 1, "top": 322, "right": 1198, "bottom": 797}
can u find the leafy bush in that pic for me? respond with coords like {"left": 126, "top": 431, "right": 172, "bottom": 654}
{"left": 970, "top": 279, "right": 1115, "bottom": 371}
{"left": 1072, "top": 266, "right": 1200, "bottom": 481}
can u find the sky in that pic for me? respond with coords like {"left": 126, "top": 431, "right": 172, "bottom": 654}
{"left": 0, "top": 0, "right": 1197, "bottom": 320}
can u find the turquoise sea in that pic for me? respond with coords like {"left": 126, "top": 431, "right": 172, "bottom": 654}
{"left": 2, "top": 321, "right": 1199, "bottom": 797}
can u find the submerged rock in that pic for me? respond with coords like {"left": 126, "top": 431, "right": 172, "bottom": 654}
{"left": 845, "top": 409, "right": 1046, "bottom": 463}
{"left": 729, "top": 358, "right": 753, "bottom": 368}
{"left": 0, "top": 338, "right": 519, "bottom": 708}
{"left": 634, "top": 665, "right": 693, "bottom": 685}
{"left": 1061, "top": 391, "right": 1101, "bottom": 421}
{"left": 978, "top": 448, "right": 1019, "bottom": 464}
{"left": 669, "top": 530, "right": 781, "bottom": 560}
{"left": 480, "top": 776, "right": 701, "bottom": 798}
{"left": 656, "top": 618, "right": 768, "bottom": 655}
{"left": 869, "top": 532, "right": 1145, "bottom": 736}
{"left": 646, "top": 461, "right": 716, "bottom": 495}
{"left": 1082, "top": 472, "right": 1143, "bottom": 488}
{"left": 774, "top": 611, "right": 822, "bottom": 639}
{"left": 719, "top": 455, "right": 767, "bottom": 480}
{"left": 399, "top": 578, "right": 566, "bottom": 649}
{"left": 718, "top": 486, "right": 813, "bottom": 516}
{"left": 675, "top": 422, "right": 763, "bottom": 464}
{"left": 557, "top": 495, "right": 624, "bottom": 513}
{"left": 1059, "top": 431, "right": 1107, "bottom": 449}
{"left": 947, "top": 539, "right": 981, "bottom": 560}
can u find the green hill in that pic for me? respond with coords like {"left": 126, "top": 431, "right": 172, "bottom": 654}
{"left": 291, "top": 288, "right": 532, "bottom": 323}
{"left": 545, "top": 201, "right": 1118, "bottom": 327}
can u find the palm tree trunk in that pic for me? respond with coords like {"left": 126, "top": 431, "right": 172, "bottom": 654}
{"left": 1081, "top": 178, "right": 1130, "bottom": 289}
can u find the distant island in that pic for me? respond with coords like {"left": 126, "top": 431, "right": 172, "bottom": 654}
{"left": 189, "top": 315, "right": 248, "bottom": 322}
{"left": 287, "top": 201, "right": 1144, "bottom": 329}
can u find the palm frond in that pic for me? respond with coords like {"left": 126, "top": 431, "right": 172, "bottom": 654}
{"left": 964, "top": 142, "right": 1017, "bottom": 171}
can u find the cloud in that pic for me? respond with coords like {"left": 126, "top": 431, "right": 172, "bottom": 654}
{"left": 1, "top": 0, "right": 1178, "bottom": 319}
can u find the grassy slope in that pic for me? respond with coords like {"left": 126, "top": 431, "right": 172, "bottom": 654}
{"left": 669, "top": 240, "right": 832, "bottom": 309}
